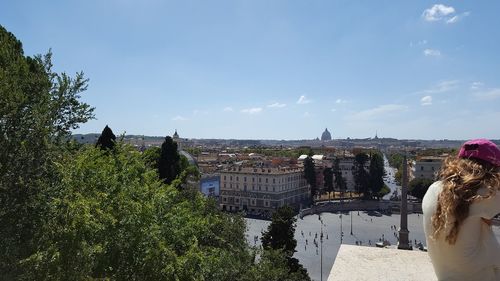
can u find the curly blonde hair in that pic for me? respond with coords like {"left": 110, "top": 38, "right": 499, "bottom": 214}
{"left": 431, "top": 156, "right": 500, "bottom": 244}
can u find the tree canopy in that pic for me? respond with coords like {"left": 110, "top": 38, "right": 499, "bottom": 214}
{"left": 369, "top": 153, "right": 385, "bottom": 199}
{"left": 353, "top": 153, "right": 370, "bottom": 198}
{"left": 303, "top": 156, "right": 317, "bottom": 201}
{"left": 409, "top": 178, "right": 434, "bottom": 200}
{"left": 0, "top": 24, "right": 94, "bottom": 276}
{"left": 261, "top": 206, "right": 310, "bottom": 280}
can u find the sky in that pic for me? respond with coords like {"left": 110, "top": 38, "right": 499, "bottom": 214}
{"left": 1, "top": 1, "right": 500, "bottom": 140}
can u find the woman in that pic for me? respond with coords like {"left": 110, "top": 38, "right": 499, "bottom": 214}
{"left": 423, "top": 139, "right": 500, "bottom": 281}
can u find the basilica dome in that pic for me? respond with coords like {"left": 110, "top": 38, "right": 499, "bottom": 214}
{"left": 321, "top": 128, "right": 332, "bottom": 141}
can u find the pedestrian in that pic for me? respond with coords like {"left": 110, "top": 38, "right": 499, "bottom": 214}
{"left": 423, "top": 139, "right": 500, "bottom": 281}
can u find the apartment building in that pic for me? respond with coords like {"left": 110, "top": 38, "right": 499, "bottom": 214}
{"left": 412, "top": 156, "right": 444, "bottom": 180}
{"left": 219, "top": 166, "right": 310, "bottom": 215}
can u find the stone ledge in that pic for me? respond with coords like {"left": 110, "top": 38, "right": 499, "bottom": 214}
{"left": 327, "top": 245, "right": 437, "bottom": 281}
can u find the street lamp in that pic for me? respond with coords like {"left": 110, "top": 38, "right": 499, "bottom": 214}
{"left": 340, "top": 214, "right": 343, "bottom": 244}
{"left": 320, "top": 216, "right": 324, "bottom": 281}
{"left": 350, "top": 211, "right": 353, "bottom": 235}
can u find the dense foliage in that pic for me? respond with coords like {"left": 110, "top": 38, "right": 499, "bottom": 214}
{"left": 0, "top": 25, "right": 308, "bottom": 280}
{"left": 332, "top": 158, "right": 347, "bottom": 195}
{"left": 0, "top": 25, "right": 94, "bottom": 276}
{"left": 353, "top": 153, "right": 370, "bottom": 198}
{"left": 303, "top": 156, "right": 317, "bottom": 200}
{"left": 323, "top": 167, "right": 334, "bottom": 199}
{"left": 409, "top": 178, "right": 434, "bottom": 200}
{"left": 368, "top": 153, "right": 385, "bottom": 199}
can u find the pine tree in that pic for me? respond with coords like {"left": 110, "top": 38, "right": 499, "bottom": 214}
{"left": 95, "top": 125, "right": 116, "bottom": 150}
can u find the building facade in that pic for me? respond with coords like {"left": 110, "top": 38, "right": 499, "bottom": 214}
{"left": 411, "top": 156, "right": 444, "bottom": 180}
{"left": 219, "top": 166, "right": 310, "bottom": 215}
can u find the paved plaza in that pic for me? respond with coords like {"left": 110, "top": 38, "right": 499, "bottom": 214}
{"left": 246, "top": 212, "right": 500, "bottom": 281}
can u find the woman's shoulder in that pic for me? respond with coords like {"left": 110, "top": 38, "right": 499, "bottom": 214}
{"left": 422, "top": 181, "right": 443, "bottom": 215}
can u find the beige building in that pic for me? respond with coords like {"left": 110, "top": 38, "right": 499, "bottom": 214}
{"left": 412, "top": 156, "right": 444, "bottom": 180}
{"left": 219, "top": 166, "right": 310, "bottom": 215}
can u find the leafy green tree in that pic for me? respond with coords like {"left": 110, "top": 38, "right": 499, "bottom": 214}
{"left": 369, "top": 153, "right": 385, "bottom": 199}
{"left": 141, "top": 146, "right": 161, "bottom": 169}
{"left": 158, "top": 136, "right": 181, "bottom": 185}
{"left": 409, "top": 178, "right": 434, "bottom": 200}
{"left": 95, "top": 125, "right": 116, "bottom": 150}
{"left": 261, "top": 206, "right": 310, "bottom": 280}
{"left": 21, "top": 144, "right": 256, "bottom": 280}
{"left": 353, "top": 153, "right": 370, "bottom": 198}
{"left": 0, "top": 25, "right": 94, "bottom": 276}
{"left": 333, "top": 158, "right": 346, "bottom": 197}
{"left": 323, "top": 167, "right": 334, "bottom": 200}
{"left": 303, "top": 156, "right": 317, "bottom": 201}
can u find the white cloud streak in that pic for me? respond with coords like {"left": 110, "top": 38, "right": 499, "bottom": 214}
{"left": 421, "top": 95, "right": 433, "bottom": 106}
{"left": 349, "top": 104, "right": 408, "bottom": 121}
{"left": 424, "top": 49, "right": 441, "bottom": 57}
{"left": 223, "top": 107, "right": 234, "bottom": 112}
{"left": 241, "top": 107, "right": 263, "bottom": 114}
{"left": 474, "top": 88, "right": 500, "bottom": 100}
{"left": 470, "top": 82, "right": 484, "bottom": 90}
{"left": 297, "top": 95, "right": 311, "bottom": 104}
{"left": 267, "top": 102, "right": 286, "bottom": 108}
{"left": 172, "top": 115, "right": 188, "bottom": 121}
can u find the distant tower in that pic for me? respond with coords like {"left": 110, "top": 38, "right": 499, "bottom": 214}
{"left": 172, "top": 129, "right": 181, "bottom": 150}
{"left": 321, "top": 128, "right": 332, "bottom": 141}
{"left": 374, "top": 131, "right": 379, "bottom": 140}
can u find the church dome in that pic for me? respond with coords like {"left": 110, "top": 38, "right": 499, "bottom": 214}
{"left": 321, "top": 128, "right": 332, "bottom": 141}
{"left": 173, "top": 130, "right": 179, "bottom": 139}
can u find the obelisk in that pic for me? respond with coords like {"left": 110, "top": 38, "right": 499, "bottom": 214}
{"left": 398, "top": 153, "right": 412, "bottom": 250}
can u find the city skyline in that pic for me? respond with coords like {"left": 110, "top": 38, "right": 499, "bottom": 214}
{"left": 2, "top": 1, "right": 500, "bottom": 140}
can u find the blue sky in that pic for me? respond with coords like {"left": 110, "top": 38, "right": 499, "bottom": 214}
{"left": 2, "top": 1, "right": 500, "bottom": 140}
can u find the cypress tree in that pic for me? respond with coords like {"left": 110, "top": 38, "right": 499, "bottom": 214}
{"left": 158, "top": 136, "right": 181, "bottom": 185}
{"left": 96, "top": 125, "right": 116, "bottom": 150}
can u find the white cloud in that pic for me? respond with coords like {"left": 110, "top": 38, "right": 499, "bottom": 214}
{"left": 474, "top": 88, "right": 500, "bottom": 100}
{"left": 422, "top": 4, "right": 469, "bottom": 24}
{"left": 422, "top": 4, "right": 455, "bottom": 22}
{"left": 416, "top": 80, "right": 459, "bottom": 95}
{"left": 336, "top": 99, "right": 347, "bottom": 104}
{"left": 349, "top": 104, "right": 408, "bottom": 120}
{"left": 172, "top": 115, "right": 188, "bottom": 121}
{"left": 297, "top": 95, "right": 311, "bottom": 104}
{"left": 423, "top": 48, "right": 441, "bottom": 57}
{"left": 223, "top": 107, "right": 234, "bottom": 112}
{"left": 241, "top": 107, "right": 263, "bottom": 114}
{"left": 446, "top": 11, "right": 470, "bottom": 24}
{"left": 421, "top": 95, "right": 433, "bottom": 106}
{"left": 267, "top": 102, "right": 286, "bottom": 108}
{"left": 470, "top": 81, "right": 484, "bottom": 90}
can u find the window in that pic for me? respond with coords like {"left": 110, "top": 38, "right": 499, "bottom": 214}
{"left": 223, "top": 197, "right": 227, "bottom": 202}
{"left": 421, "top": 166, "right": 424, "bottom": 171}
{"left": 230, "top": 176, "right": 232, "bottom": 181}
{"left": 265, "top": 178, "right": 268, "bottom": 183}
{"left": 244, "top": 177, "right": 247, "bottom": 182}
{"left": 273, "top": 178, "right": 276, "bottom": 184}
{"left": 224, "top": 175, "right": 226, "bottom": 180}
{"left": 236, "top": 176, "right": 239, "bottom": 181}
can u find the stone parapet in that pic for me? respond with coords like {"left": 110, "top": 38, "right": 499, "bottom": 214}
{"left": 327, "top": 245, "right": 436, "bottom": 281}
